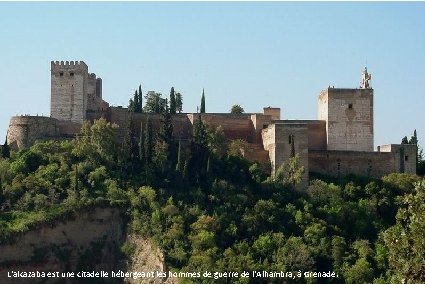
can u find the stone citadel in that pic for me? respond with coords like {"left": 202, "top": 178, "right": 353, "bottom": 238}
{"left": 6, "top": 61, "right": 416, "bottom": 183}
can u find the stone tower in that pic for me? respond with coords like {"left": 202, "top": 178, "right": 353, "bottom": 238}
{"left": 51, "top": 61, "right": 89, "bottom": 123}
{"left": 318, "top": 69, "right": 374, "bottom": 151}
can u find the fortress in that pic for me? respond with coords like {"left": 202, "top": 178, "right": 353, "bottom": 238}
{"left": 6, "top": 61, "right": 416, "bottom": 183}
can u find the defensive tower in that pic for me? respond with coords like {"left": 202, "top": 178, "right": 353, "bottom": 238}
{"left": 51, "top": 61, "right": 89, "bottom": 123}
{"left": 318, "top": 68, "right": 374, "bottom": 151}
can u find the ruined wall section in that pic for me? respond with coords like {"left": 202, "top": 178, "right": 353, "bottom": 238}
{"left": 51, "top": 61, "right": 88, "bottom": 123}
{"left": 319, "top": 88, "right": 373, "bottom": 151}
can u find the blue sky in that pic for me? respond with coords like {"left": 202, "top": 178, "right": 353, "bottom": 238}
{"left": 1, "top": 2, "right": 424, "bottom": 149}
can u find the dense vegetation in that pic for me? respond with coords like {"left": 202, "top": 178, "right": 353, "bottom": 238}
{"left": 1, "top": 111, "right": 424, "bottom": 283}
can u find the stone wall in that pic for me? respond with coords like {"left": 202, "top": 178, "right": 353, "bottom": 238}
{"left": 378, "top": 144, "right": 417, "bottom": 174}
{"left": 318, "top": 88, "right": 373, "bottom": 151}
{"left": 309, "top": 146, "right": 416, "bottom": 178}
{"left": 7, "top": 116, "right": 60, "bottom": 150}
{"left": 188, "top": 113, "right": 255, "bottom": 142}
{"left": 262, "top": 122, "right": 309, "bottom": 186}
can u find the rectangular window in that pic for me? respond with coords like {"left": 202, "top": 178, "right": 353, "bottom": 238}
{"left": 405, "top": 155, "right": 409, "bottom": 161}
{"left": 59, "top": 72, "right": 63, "bottom": 76}
{"left": 70, "top": 72, "right": 74, "bottom": 76}
{"left": 348, "top": 103, "right": 353, "bottom": 109}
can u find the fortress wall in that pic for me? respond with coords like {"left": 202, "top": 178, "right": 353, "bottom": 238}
{"left": 188, "top": 114, "right": 254, "bottom": 142}
{"left": 107, "top": 108, "right": 193, "bottom": 140}
{"left": 251, "top": 114, "right": 273, "bottom": 144}
{"left": 378, "top": 144, "right": 417, "bottom": 174}
{"left": 309, "top": 150, "right": 400, "bottom": 178}
{"left": 56, "top": 120, "right": 82, "bottom": 138}
{"left": 307, "top": 121, "right": 327, "bottom": 150}
{"left": 7, "top": 116, "right": 60, "bottom": 150}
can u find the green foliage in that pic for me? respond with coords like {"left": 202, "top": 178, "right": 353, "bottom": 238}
{"left": 227, "top": 139, "right": 247, "bottom": 157}
{"left": 1, "top": 137, "right": 10, "bottom": 159}
{"left": 230, "top": 104, "right": 244, "bottom": 114}
{"left": 383, "top": 180, "right": 425, "bottom": 283}
{"left": 1, "top": 116, "right": 423, "bottom": 284}
{"left": 200, "top": 89, "right": 205, "bottom": 113}
{"left": 143, "top": 91, "right": 166, "bottom": 113}
{"left": 175, "top": 92, "right": 183, "bottom": 113}
{"left": 273, "top": 154, "right": 305, "bottom": 188}
{"left": 169, "top": 87, "right": 176, "bottom": 114}
{"left": 120, "top": 241, "right": 137, "bottom": 258}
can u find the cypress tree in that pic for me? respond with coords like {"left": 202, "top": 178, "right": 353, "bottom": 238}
{"left": 137, "top": 85, "right": 143, "bottom": 113}
{"left": 200, "top": 89, "right": 206, "bottom": 113}
{"left": 138, "top": 121, "right": 144, "bottom": 163}
{"left": 206, "top": 156, "right": 211, "bottom": 175}
{"left": 183, "top": 160, "right": 189, "bottom": 180}
{"left": 2, "top": 137, "right": 10, "bottom": 159}
{"left": 133, "top": 90, "right": 140, "bottom": 113}
{"left": 122, "top": 113, "right": 136, "bottom": 162}
{"left": 144, "top": 116, "right": 153, "bottom": 164}
{"left": 170, "top": 87, "right": 176, "bottom": 114}
{"left": 128, "top": 98, "right": 135, "bottom": 113}
{"left": 176, "top": 92, "right": 183, "bottom": 113}
{"left": 176, "top": 138, "right": 183, "bottom": 172}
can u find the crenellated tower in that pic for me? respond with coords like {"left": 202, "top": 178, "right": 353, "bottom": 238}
{"left": 51, "top": 61, "right": 89, "bottom": 123}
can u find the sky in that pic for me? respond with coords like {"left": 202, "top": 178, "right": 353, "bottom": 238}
{"left": 0, "top": 2, "right": 424, "bottom": 149}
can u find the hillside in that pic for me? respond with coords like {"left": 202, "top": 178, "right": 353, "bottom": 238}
{"left": 0, "top": 118, "right": 424, "bottom": 283}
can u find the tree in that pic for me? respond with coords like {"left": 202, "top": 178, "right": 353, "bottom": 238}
{"left": 169, "top": 87, "right": 176, "bottom": 114}
{"left": 144, "top": 116, "right": 153, "bottom": 164}
{"left": 133, "top": 90, "right": 141, "bottom": 113}
{"left": 122, "top": 113, "right": 136, "bottom": 162}
{"left": 2, "top": 137, "right": 10, "bottom": 159}
{"left": 143, "top": 91, "right": 166, "bottom": 114}
{"left": 273, "top": 154, "right": 305, "bottom": 189}
{"left": 137, "top": 85, "right": 143, "bottom": 113}
{"left": 190, "top": 115, "right": 209, "bottom": 182}
{"left": 175, "top": 92, "right": 183, "bottom": 113}
{"left": 200, "top": 89, "right": 205, "bottom": 113}
{"left": 230, "top": 104, "right": 244, "bottom": 114}
{"left": 402, "top": 129, "right": 424, "bottom": 175}
{"left": 401, "top": 136, "right": 408, "bottom": 144}
{"left": 228, "top": 139, "right": 248, "bottom": 157}
{"left": 138, "top": 121, "right": 144, "bottom": 163}
{"left": 176, "top": 139, "right": 183, "bottom": 172}
{"left": 155, "top": 99, "right": 175, "bottom": 169}
{"left": 383, "top": 180, "right": 425, "bottom": 283}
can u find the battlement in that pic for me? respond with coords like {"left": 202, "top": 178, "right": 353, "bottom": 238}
{"left": 51, "top": 60, "right": 88, "bottom": 72}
